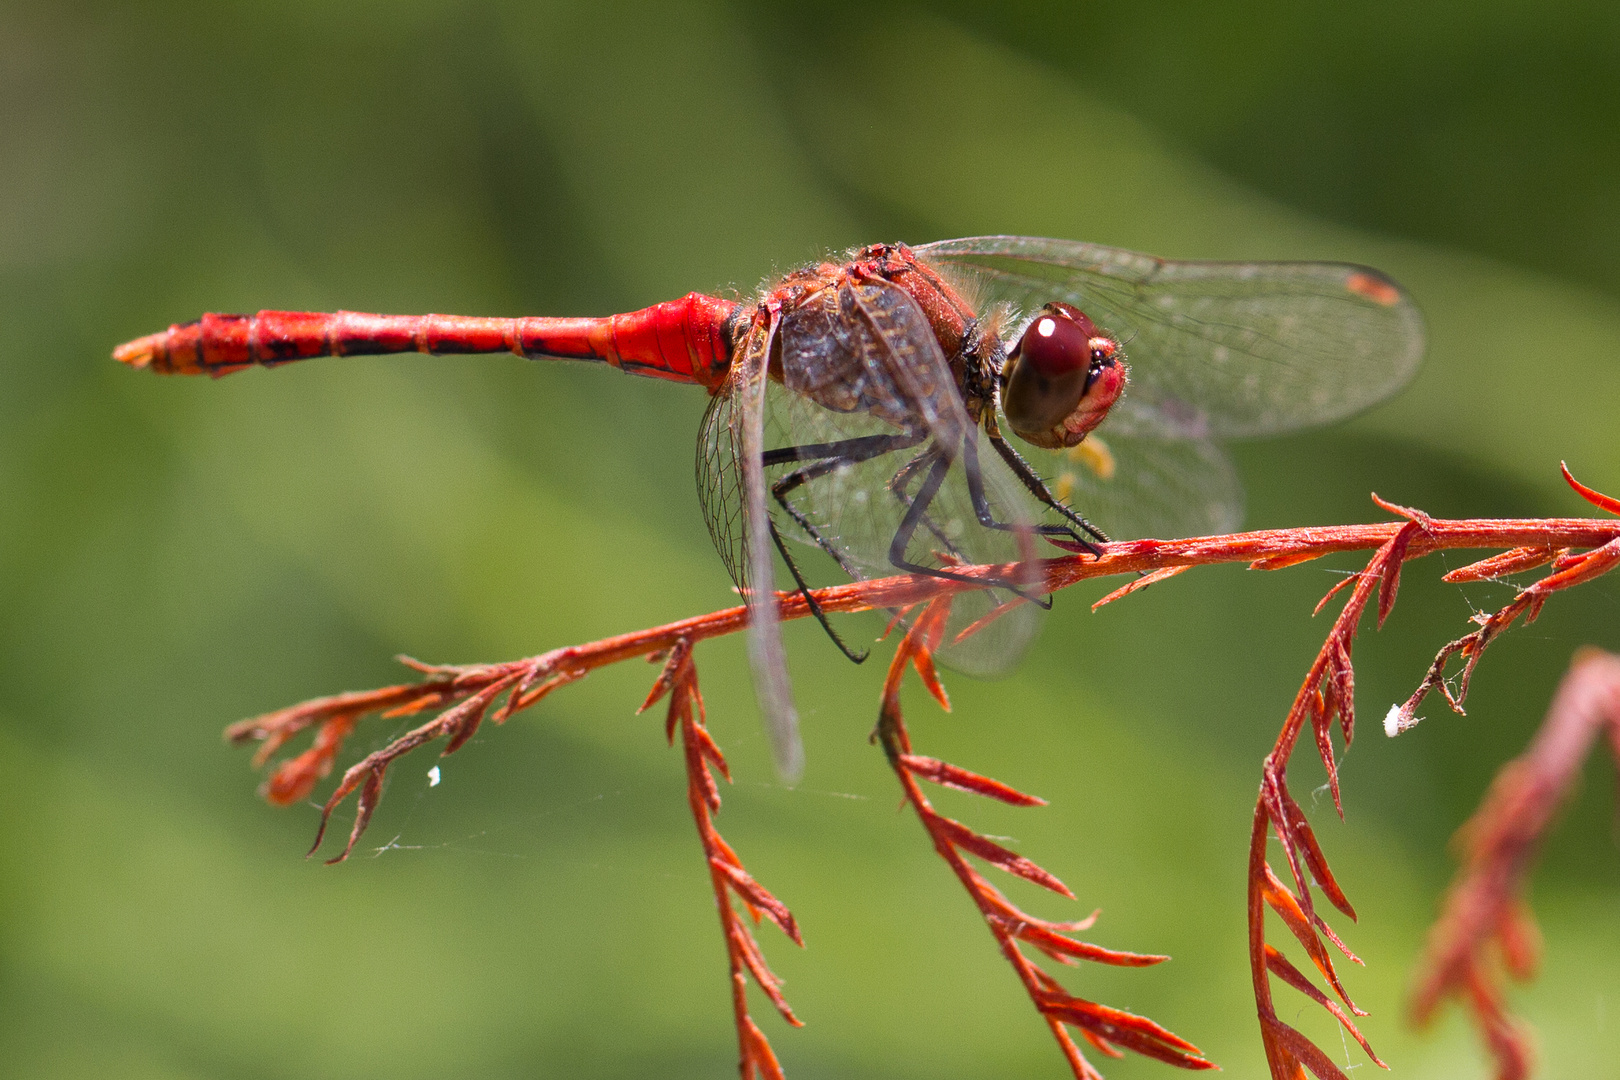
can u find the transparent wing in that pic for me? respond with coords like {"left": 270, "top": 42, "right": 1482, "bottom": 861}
{"left": 767, "top": 282, "right": 1046, "bottom": 677}
{"left": 918, "top": 236, "right": 1425, "bottom": 439}
{"left": 1036, "top": 432, "right": 1243, "bottom": 541}
{"left": 697, "top": 384, "right": 748, "bottom": 591}
{"left": 698, "top": 314, "right": 803, "bottom": 781}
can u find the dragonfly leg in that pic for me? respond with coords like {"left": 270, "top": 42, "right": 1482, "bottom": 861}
{"left": 764, "top": 432, "right": 923, "bottom": 579}
{"left": 982, "top": 419, "right": 1110, "bottom": 555}
{"left": 886, "top": 446, "right": 977, "bottom": 563}
{"left": 761, "top": 432, "right": 923, "bottom": 663}
{"left": 768, "top": 519, "right": 869, "bottom": 664}
{"left": 885, "top": 451, "right": 1050, "bottom": 607}
{"left": 762, "top": 433, "right": 919, "bottom": 469}
{"left": 961, "top": 429, "right": 1091, "bottom": 544}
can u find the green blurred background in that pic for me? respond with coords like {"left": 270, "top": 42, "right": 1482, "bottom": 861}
{"left": 3, "top": 2, "right": 1618, "bottom": 1077}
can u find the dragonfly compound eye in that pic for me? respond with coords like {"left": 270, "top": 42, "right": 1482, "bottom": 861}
{"left": 1003, "top": 303, "right": 1126, "bottom": 449}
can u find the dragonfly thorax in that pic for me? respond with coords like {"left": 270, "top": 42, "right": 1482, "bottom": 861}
{"left": 765, "top": 243, "right": 989, "bottom": 436}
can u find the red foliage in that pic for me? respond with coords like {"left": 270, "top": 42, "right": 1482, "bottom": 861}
{"left": 875, "top": 597, "right": 1212, "bottom": 1077}
{"left": 1243, "top": 470, "right": 1620, "bottom": 1080}
{"left": 221, "top": 468, "right": 1620, "bottom": 1078}
{"left": 1408, "top": 648, "right": 1620, "bottom": 1080}
{"left": 643, "top": 639, "right": 804, "bottom": 1080}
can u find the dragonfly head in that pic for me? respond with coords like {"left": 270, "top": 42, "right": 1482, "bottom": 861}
{"left": 1002, "top": 303, "right": 1125, "bottom": 450}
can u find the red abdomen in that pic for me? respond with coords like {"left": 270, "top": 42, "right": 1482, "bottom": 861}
{"left": 113, "top": 293, "right": 741, "bottom": 392}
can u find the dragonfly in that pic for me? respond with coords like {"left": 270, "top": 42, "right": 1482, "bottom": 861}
{"left": 114, "top": 236, "right": 1425, "bottom": 780}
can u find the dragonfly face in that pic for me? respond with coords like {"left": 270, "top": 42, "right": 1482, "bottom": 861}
{"left": 1001, "top": 302, "right": 1126, "bottom": 451}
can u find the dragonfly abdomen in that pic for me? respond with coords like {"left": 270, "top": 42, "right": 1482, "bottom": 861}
{"left": 112, "top": 293, "right": 740, "bottom": 389}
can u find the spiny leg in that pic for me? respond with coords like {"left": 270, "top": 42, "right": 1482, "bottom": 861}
{"left": 951, "top": 432, "right": 1055, "bottom": 610}
{"left": 887, "top": 445, "right": 974, "bottom": 563}
{"left": 766, "top": 432, "right": 922, "bottom": 580}
{"left": 762, "top": 433, "right": 919, "bottom": 470}
{"left": 762, "top": 431, "right": 923, "bottom": 662}
{"left": 885, "top": 450, "right": 1048, "bottom": 604}
{"left": 961, "top": 427, "right": 1087, "bottom": 543}
{"left": 768, "top": 518, "right": 868, "bottom": 663}
{"left": 949, "top": 432, "right": 1064, "bottom": 610}
{"left": 983, "top": 416, "right": 1109, "bottom": 555}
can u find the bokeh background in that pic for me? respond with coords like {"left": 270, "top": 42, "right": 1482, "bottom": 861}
{"left": 3, "top": 2, "right": 1618, "bottom": 1077}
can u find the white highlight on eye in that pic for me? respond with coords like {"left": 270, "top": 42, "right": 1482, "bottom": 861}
{"left": 428, "top": 765, "right": 442, "bottom": 786}
{"left": 1037, "top": 317, "right": 1057, "bottom": 337}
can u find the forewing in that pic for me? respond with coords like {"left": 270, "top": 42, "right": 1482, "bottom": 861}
{"left": 699, "top": 313, "right": 803, "bottom": 781}
{"left": 918, "top": 236, "right": 1424, "bottom": 439}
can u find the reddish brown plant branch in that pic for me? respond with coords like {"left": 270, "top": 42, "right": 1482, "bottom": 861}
{"left": 222, "top": 471, "right": 1620, "bottom": 1078}
{"left": 227, "top": 511, "right": 1620, "bottom": 857}
{"left": 1408, "top": 648, "right": 1620, "bottom": 1080}
{"left": 1392, "top": 469, "right": 1620, "bottom": 733}
{"left": 642, "top": 639, "right": 804, "bottom": 1080}
{"left": 1246, "top": 501, "right": 1415, "bottom": 1080}
{"left": 873, "top": 596, "right": 1213, "bottom": 1077}
{"left": 1243, "top": 469, "right": 1620, "bottom": 1080}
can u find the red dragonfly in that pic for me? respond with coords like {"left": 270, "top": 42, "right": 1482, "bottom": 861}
{"left": 114, "top": 237, "right": 1424, "bottom": 779}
